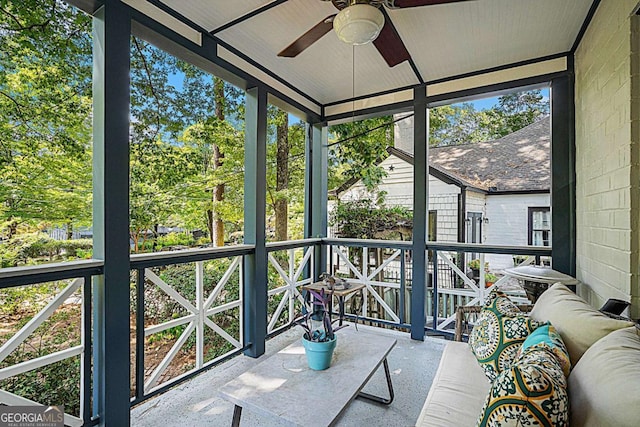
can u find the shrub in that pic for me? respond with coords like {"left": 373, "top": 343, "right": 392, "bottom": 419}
{"left": 59, "top": 239, "right": 92, "bottom": 255}
{"left": 0, "top": 233, "right": 92, "bottom": 266}
{"left": 156, "top": 232, "right": 195, "bottom": 249}
{"left": 134, "top": 259, "right": 240, "bottom": 325}
{"left": 0, "top": 304, "right": 82, "bottom": 416}
{"left": 330, "top": 199, "right": 412, "bottom": 239}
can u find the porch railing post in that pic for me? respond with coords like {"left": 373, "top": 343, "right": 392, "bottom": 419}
{"left": 243, "top": 86, "right": 268, "bottom": 358}
{"left": 92, "top": 2, "right": 132, "bottom": 425}
{"left": 135, "top": 269, "right": 145, "bottom": 400}
{"left": 432, "top": 250, "right": 439, "bottom": 331}
{"left": 400, "top": 250, "right": 406, "bottom": 324}
{"left": 411, "top": 85, "right": 429, "bottom": 340}
{"left": 81, "top": 274, "right": 92, "bottom": 422}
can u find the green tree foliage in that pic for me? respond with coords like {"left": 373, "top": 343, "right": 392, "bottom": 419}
{"left": 431, "top": 90, "right": 549, "bottom": 146}
{"left": 328, "top": 116, "right": 393, "bottom": 193}
{"left": 1, "top": 1, "right": 547, "bottom": 251}
{"left": 272, "top": 109, "right": 289, "bottom": 241}
{"left": 430, "top": 103, "right": 490, "bottom": 146}
{"left": 266, "top": 109, "right": 306, "bottom": 241}
{"left": 330, "top": 199, "right": 412, "bottom": 240}
{"left": 128, "top": 38, "right": 245, "bottom": 250}
{"left": 180, "top": 117, "right": 244, "bottom": 239}
{"left": 485, "top": 90, "right": 549, "bottom": 138}
{"left": 0, "top": 0, "right": 92, "bottom": 237}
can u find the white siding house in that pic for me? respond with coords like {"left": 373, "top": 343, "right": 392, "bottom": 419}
{"left": 333, "top": 116, "right": 551, "bottom": 273}
{"left": 335, "top": 154, "right": 467, "bottom": 243}
{"left": 485, "top": 193, "right": 551, "bottom": 269}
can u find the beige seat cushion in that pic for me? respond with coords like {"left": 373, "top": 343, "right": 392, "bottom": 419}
{"left": 568, "top": 326, "right": 640, "bottom": 426}
{"left": 530, "top": 283, "right": 634, "bottom": 364}
{"left": 416, "top": 341, "right": 490, "bottom": 427}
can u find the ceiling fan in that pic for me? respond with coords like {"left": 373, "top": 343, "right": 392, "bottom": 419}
{"left": 278, "top": 0, "right": 470, "bottom": 67}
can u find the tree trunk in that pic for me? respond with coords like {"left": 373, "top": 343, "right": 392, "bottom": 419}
{"left": 66, "top": 221, "right": 73, "bottom": 240}
{"left": 212, "top": 78, "right": 225, "bottom": 247}
{"left": 206, "top": 209, "right": 214, "bottom": 244}
{"left": 7, "top": 219, "right": 17, "bottom": 239}
{"left": 152, "top": 224, "right": 159, "bottom": 251}
{"left": 131, "top": 231, "right": 139, "bottom": 253}
{"left": 140, "top": 230, "right": 148, "bottom": 252}
{"left": 274, "top": 109, "right": 289, "bottom": 241}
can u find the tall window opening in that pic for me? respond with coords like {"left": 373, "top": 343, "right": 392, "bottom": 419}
{"left": 529, "top": 207, "right": 551, "bottom": 246}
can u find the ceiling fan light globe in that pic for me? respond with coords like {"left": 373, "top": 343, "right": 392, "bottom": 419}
{"left": 334, "top": 4, "right": 385, "bottom": 45}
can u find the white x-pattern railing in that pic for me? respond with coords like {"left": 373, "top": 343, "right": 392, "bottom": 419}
{"left": 0, "top": 279, "right": 85, "bottom": 427}
{"left": 266, "top": 247, "right": 313, "bottom": 334}
{"left": 143, "top": 257, "right": 242, "bottom": 393}
{"left": 433, "top": 252, "right": 535, "bottom": 331}
{"left": 333, "top": 246, "right": 402, "bottom": 323}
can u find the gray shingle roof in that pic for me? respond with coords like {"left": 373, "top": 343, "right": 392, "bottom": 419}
{"left": 429, "top": 116, "right": 550, "bottom": 192}
{"left": 333, "top": 116, "right": 550, "bottom": 196}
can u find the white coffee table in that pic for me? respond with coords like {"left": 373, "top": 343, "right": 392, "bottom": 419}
{"left": 219, "top": 326, "right": 397, "bottom": 426}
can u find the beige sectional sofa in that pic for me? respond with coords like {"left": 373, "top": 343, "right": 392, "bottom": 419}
{"left": 416, "top": 283, "right": 640, "bottom": 427}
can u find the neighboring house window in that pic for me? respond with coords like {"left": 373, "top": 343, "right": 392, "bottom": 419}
{"left": 529, "top": 207, "right": 551, "bottom": 246}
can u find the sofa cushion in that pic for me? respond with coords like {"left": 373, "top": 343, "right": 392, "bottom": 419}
{"left": 469, "top": 291, "right": 539, "bottom": 381}
{"left": 416, "top": 341, "right": 491, "bottom": 427}
{"left": 519, "top": 322, "right": 571, "bottom": 376}
{"left": 477, "top": 345, "right": 569, "bottom": 427}
{"left": 568, "top": 326, "right": 640, "bottom": 426}
{"left": 530, "top": 283, "right": 634, "bottom": 364}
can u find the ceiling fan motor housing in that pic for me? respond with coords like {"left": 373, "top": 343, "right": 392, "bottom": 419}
{"left": 333, "top": 3, "right": 385, "bottom": 45}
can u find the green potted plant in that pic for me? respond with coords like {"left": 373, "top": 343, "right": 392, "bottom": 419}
{"left": 298, "top": 289, "right": 348, "bottom": 370}
{"left": 467, "top": 259, "right": 489, "bottom": 271}
{"left": 467, "top": 259, "right": 489, "bottom": 281}
{"left": 485, "top": 273, "right": 498, "bottom": 288}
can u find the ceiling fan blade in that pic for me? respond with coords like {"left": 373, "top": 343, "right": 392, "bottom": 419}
{"left": 391, "top": 0, "right": 470, "bottom": 7}
{"left": 373, "top": 19, "right": 411, "bottom": 67}
{"left": 278, "top": 15, "right": 336, "bottom": 58}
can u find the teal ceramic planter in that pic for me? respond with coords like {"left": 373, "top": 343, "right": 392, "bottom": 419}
{"left": 302, "top": 336, "right": 337, "bottom": 370}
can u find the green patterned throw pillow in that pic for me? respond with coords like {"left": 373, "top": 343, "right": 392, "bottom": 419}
{"left": 469, "top": 291, "right": 539, "bottom": 381}
{"left": 477, "top": 345, "right": 569, "bottom": 427}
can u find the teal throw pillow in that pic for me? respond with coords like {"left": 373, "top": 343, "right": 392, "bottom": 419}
{"left": 519, "top": 322, "right": 571, "bottom": 376}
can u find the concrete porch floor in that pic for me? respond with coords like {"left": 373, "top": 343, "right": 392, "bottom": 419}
{"left": 131, "top": 324, "right": 448, "bottom": 427}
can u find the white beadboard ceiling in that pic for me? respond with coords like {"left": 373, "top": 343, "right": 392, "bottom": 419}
{"left": 156, "top": 0, "right": 594, "bottom": 107}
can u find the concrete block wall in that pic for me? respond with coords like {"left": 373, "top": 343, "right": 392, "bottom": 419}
{"left": 575, "top": 0, "right": 639, "bottom": 317}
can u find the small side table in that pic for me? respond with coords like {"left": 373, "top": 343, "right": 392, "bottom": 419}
{"left": 302, "top": 281, "right": 365, "bottom": 325}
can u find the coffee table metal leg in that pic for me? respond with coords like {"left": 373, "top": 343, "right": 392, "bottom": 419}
{"left": 231, "top": 405, "right": 242, "bottom": 427}
{"left": 357, "top": 358, "right": 394, "bottom": 405}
